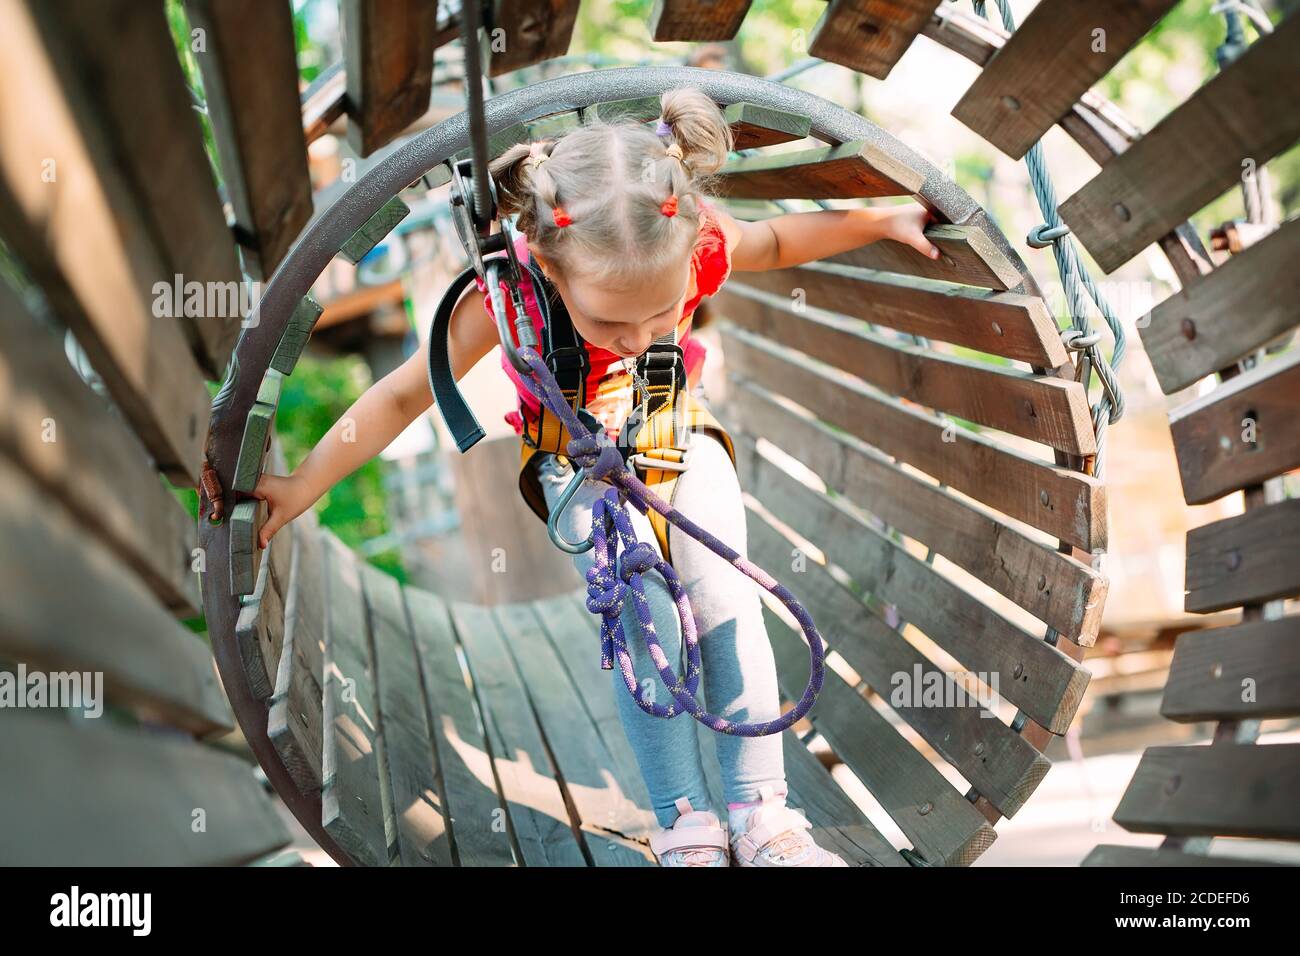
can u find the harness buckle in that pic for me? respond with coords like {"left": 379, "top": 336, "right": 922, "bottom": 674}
{"left": 628, "top": 434, "right": 696, "bottom": 473}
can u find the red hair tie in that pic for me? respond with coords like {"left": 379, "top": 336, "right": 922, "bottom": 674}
{"left": 660, "top": 195, "right": 679, "bottom": 218}
{"left": 552, "top": 205, "right": 572, "bottom": 228}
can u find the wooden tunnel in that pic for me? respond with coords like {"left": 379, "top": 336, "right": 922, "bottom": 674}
{"left": 0, "top": 0, "right": 1296, "bottom": 866}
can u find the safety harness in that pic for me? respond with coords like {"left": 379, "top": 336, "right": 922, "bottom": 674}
{"left": 510, "top": 257, "right": 736, "bottom": 565}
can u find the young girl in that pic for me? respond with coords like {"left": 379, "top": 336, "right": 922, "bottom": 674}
{"left": 253, "top": 87, "right": 940, "bottom": 867}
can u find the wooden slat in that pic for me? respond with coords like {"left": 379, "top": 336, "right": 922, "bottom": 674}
{"left": 0, "top": 0, "right": 211, "bottom": 485}
{"left": 744, "top": 452, "right": 1089, "bottom": 735}
{"left": 724, "top": 379, "right": 1106, "bottom": 644}
{"left": 234, "top": 369, "right": 283, "bottom": 493}
{"left": 0, "top": 711, "right": 289, "bottom": 866}
{"left": 721, "top": 326, "right": 1107, "bottom": 552}
{"left": 184, "top": 0, "right": 313, "bottom": 279}
{"left": 405, "top": 586, "right": 516, "bottom": 865}
{"left": 1113, "top": 744, "right": 1300, "bottom": 840}
{"left": 1139, "top": 216, "right": 1300, "bottom": 394}
{"left": 543, "top": 593, "right": 661, "bottom": 817}
{"left": 341, "top": 0, "right": 437, "bottom": 157}
{"left": 497, "top": 601, "right": 656, "bottom": 865}
{"left": 808, "top": 0, "right": 942, "bottom": 80}
{"left": 483, "top": 0, "right": 581, "bottom": 77}
{"left": 764, "top": 605, "right": 997, "bottom": 865}
{"left": 319, "top": 531, "right": 390, "bottom": 865}
{"left": 714, "top": 139, "right": 925, "bottom": 200}
{"left": 234, "top": 521, "right": 290, "bottom": 700}
{"left": 360, "top": 563, "right": 450, "bottom": 866}
{"left": 0, "top": 284, "right": 200, "bottom": 616}
{"left": 728, "top": 203, "right": 1023, "bottom": 289}
{"left": 269, "top": 510, "right": 326, "bottom": 794}
{"left": 828, "top": 223, "right": 1023, "bottom": 290}
{"left": 228, "top": 497, "right": 267, "bottom": 597}
{"left": 728, "top": 263, "right": 1068, "bottom": 366}
{"left": 1162, "top": 615, "right": 1300, "bottom": 723}
{"left": 651, "top": 0, "right": 751, "bottom": 41}
{"left": 0, "top": 456, "right": 231, "bottom": 737}
{"left": 714, "top": 285, "right": 1095, "bottom": 454}
{"left": 952, "top": 0, "right": 1179, "bottom": 160}
{"left": 747, "top": 501, "right": 1052, "bottom": 818}
{"left": 1083, "top": 844, "right": 1286, "bottom": 867}
{"left": 452, "top": 601, "right": 587, "bottom": 866}
{"left": 340, "top": 197, "right": 411, "bottom": 264}
{"left": 1058, "top": 13, "right": 1300, "bottom": 273}
{"left": 270, "top": 294, "right": 324, "bottom": 375}
{"left": 29, "top": 0, "right": 243, "bottom": 377}
{"left": 723, "top": 102, "right": 811, "bottom": 150}
{"left": 1185, "top": 497, "right": 1300, "bottom": 613}
{"left": 1169, "top": 349, "right": 1300, "bottom": 505}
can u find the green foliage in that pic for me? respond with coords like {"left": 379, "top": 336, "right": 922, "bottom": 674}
{"left": 275, "top": 355, "right": 407, "bottom": 583}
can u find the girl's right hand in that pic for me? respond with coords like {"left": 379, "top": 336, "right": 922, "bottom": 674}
{"left": 249, "top": 472, "right": 316, "bottom": 549}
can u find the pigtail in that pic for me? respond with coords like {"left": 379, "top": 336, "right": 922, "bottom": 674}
{"left": 658, "top": 87, "right": 734, "bottom": 179}
{"left": 489, "top": 140, "right": 565, "bottom": 239}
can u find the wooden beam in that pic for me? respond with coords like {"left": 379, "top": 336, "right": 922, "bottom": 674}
{"left": 1114, "top": 744, "right": 1300, "bottom": 839}
{"left": 341, "top": 0, "right": 438, "bottom": 157}
{"left": 1139, "top": 216, "right": 1300, "bottom": 394}
{"left": 185, "top": 0, "right": 313, "bottom": 279}
{"left": 809, "top": 0, "right": 943, "bottom": 80}
{"left": 269, "top": 508, "right": 326, "bottom": 795}
{"left": 762, "top": 603, "right": 997, "bottom": 865}
{"left": 0, "top": 710, "right": 289, "bottom": 865}
{"left": 28, "top": 0, "right": 244, "bottom": 377}
{"left": 651, "top": 0, "right": 752, "bottom": 41}
{"left": 1168, "top": 349, "right": 1300, "bottom": 504}
{"left": 720, "top": 325, "right": 1108, "bottom": 552}
{"left": 744, "top": 447, "right": 1090, "bottom": 735}
{"left": 1162, "top": 615, "right": 1300, "bottom": 722}
{"left": 714, "top": 139, "right": 925, "bottom": 200}
{"left": 0, "top": 456, "right": 232, "bottom": 737}
{"left": 1184, "top": 497, "right": 1300, "bottom": 613}
{"left": 1059, "top": 13, "right": 1300, "bottom": 273}
{"left": 482, "top": 0, "right": 581, "bottom": 77}
{"left": 0, "top": 283, "right": 201, "bottom": 617}
{"left": 952, "top": 0, "right": 1179, "bottom": 159}
{"left": 714, "top": 284, "right": 1095, "bottom": 454}
{"left": 728, "top": 263, "right": 1069, "bottom": 366}
{"left": 319, "top": 530, "right": 392, "bottom": 865}
{"left": 0, "top": 0, "right": 211, "bottom": 485}
{"left": 724, "top": 379, "right": 1107, "bottom": 645}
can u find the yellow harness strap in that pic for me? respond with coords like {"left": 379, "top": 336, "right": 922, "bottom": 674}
{"left": 515, "top": 389, "right": 736, "bottom": 564}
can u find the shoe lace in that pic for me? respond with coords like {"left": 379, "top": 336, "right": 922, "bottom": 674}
{"left": 664, "top": 845, "right": 726, "bottom": 866}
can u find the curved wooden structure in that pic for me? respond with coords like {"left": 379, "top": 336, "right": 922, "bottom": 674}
{"left": 1, "top": 0, "right": 1295, "bottom": 867}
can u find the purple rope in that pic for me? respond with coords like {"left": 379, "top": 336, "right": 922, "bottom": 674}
{"left": 515, "top": 344, "right": 827, "bottom": 737}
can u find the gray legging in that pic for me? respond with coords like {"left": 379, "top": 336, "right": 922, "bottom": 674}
{"left": 537, "top": 423, "right": 786, "bottom": 828}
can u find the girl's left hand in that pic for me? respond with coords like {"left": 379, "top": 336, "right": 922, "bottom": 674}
{"left": 886, "top": 204, "right": 941, "bottom": 260}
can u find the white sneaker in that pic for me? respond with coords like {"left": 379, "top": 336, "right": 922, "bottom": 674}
{"left": 649, "top": 797, "right": 730, "bottom": 867}
{"left": 729, "top": 785, "right": 849, "bottom": 867}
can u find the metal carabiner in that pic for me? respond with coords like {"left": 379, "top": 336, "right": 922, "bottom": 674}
{"left": 547, "top": 465, "right": 595, "bottom": 553}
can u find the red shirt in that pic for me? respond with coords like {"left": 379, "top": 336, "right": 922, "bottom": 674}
{"left": 477, "top": 197, "right": 732, "bottom": 441}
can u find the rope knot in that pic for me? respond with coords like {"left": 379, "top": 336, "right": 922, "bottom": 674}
{"left": 620, "top": 541, "right": 658, "bottom": 581}
{"left": 585, "top": 564, "right": 626, "bottom": 615}
{"left": 565, "top": 432, "right": 625, "bottom": 480}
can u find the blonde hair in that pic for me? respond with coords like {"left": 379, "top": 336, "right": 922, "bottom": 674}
{"left": 489, "top": 87, "right": 734, "bottom": 290}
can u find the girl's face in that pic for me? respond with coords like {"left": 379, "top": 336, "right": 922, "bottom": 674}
{"left": 534, "top": 252, "right": 693, "bottom": 360}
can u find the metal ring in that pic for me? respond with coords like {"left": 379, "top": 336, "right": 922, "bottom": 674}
{"left": 1061, "top": 328, "right": 1101, "bottom": 350}
{"left": 1027, "top": 222, "right": 1071, "bottom": 248}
